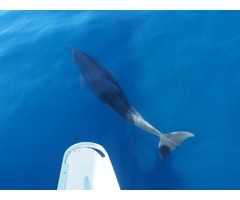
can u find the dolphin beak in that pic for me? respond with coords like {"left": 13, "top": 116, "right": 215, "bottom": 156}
{"left": 69, "top": 45, "right": 75, "bottom": 51}
{"left": 70, "top": 45, "right": 76, "bottom": 53}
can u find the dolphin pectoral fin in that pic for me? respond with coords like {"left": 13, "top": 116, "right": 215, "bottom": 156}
{"left": 158, "top": 131, "right": 194, "bottom": 160}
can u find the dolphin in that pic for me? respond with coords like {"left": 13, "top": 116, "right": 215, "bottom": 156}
{"left": 70, "top": 46, "right": 194, "bottom": 160}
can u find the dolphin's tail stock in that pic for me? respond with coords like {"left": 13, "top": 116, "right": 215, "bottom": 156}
{"left": 158, "top": 131, "right": 194, "bottom": 160}
{"left": 131, "top": 114, "right": 194, "bottom": 160}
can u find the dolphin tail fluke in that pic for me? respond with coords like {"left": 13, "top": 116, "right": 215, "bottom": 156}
{"left": 158, "top": 131, "right": 194, "bottom": 160}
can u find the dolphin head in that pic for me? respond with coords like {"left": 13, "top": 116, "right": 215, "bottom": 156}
{"left": 70, "top": 45, "right": 77, "bottom": 54}
{"left": 70, "top": 46, "right": 100, "bottom": 70}
{"left": 70, "top": 46, "right": 84, "bottom": 66}
{"left": 70, "top": 46, "right": 102, "bottom": 73}
{"left": 70, "top": 46, "right": 87, "bottom": 67}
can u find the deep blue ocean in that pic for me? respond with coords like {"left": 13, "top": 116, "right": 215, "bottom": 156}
{"left": 0, "top": 10, "right": 240, "bottom": 190}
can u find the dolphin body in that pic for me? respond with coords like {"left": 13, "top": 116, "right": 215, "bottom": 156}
{"left": 70, "top": 46, "right": 194, "bottom": 160}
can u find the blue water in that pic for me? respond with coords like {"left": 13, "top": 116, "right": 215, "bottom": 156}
{"left": 1, "top": 10, "right": 240, "bottom": 190}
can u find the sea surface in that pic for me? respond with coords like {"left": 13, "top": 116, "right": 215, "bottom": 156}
{"left": 0, "top": 10, "right": 240, "bottom": 190}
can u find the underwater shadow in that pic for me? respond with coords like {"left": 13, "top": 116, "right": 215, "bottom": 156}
{"left": 130, "top": 153, "right": 185, "bottom": 190}
{"left": 111, "top": 135, "right": 185, "bottom": 190}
